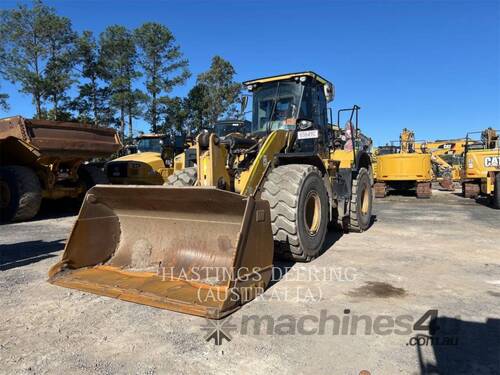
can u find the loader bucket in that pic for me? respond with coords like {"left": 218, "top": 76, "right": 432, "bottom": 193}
{"left": 48, "top": 186, "right": 274, "bottom": 319}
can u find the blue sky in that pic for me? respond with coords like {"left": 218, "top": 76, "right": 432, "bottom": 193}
{"left": 1, "top": 0, "right": 499, "bottom": 145}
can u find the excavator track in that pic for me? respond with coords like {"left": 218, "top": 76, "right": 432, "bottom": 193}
{"left": 463, "top": 182, "right": 480, "bottom": 199}
{"left": 374, "top": 182, "right": 387, "bottom": 198}
{"left": 416, "top": 182, "right": 432, "bottom": 199}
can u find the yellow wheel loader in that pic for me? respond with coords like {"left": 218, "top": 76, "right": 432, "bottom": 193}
{"left": 48, "top": 72, "right": 374, "bottom": 318}
{"left": 461, "top": 128, "right": 499, "bottom": 208}
{"left": 166, "top": 119, "right": 250, "bottom": 186}
{"left": 106, "top": 133, "right": 194, "bottom": 185}
{"left": 374, "top": 128, "right": 432, "bottom": 198}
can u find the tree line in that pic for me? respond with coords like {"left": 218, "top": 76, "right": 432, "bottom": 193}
{"left": 0, "top": 0, "right": 241, "bottom": 140}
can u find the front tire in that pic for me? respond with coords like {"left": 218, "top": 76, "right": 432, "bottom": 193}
{"left": 261, "top": 164, "right": 328, "bottom": 262}
{"left": 0, "top": 166, "right": 42, "bottom": 223}
{"left": 349, "top": 167, "right": 373, "bottom": 232}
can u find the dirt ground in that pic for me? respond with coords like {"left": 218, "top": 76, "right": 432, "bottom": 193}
{"left": 1, "top": 190, "right": 499, "bottom": 375}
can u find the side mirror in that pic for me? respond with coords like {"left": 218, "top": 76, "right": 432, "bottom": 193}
{"left": 241, "top": 96, "right": 248, "bottom": 114}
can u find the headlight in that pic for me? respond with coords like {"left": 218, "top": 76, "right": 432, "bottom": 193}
{"left": 298, "top": 119, "right": 313, "bottom": 130}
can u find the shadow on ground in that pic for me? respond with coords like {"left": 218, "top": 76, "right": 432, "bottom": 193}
{"left": 0, "top": 239, "right": 65, "bottom": 270}
{"left": 268, "top": 227, "right": 345, "bottom": 288}
{"left": 452, "top": 193, "right": 494, "bottom": 208}
{"left": 416, "top": 316, "right": 500, "bottom": 374}
{"left": 35, "top": 198, "right": 81, "bottom": 220}
{"left": 387, "top": 189, "right": 418, "bottom": 198}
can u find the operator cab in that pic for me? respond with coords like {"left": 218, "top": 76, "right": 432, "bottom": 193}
{"left": 244, "top": 72, "right": 334, "bottom": 135}
{"left": 244, "top": 73, "right": 335, "bottom": 155}
{"left": 136, "top": 134, "right": 165, "bottom": 154}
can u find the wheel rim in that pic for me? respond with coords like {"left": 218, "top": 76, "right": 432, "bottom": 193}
{"left": 304, "top": 191, "right": 321, "bottom": 235}
{"left": 0, "top": 181, "right": 10, "bottom": 209}
{"left": 361, "top": 184, "right": 370, "bottom": 215}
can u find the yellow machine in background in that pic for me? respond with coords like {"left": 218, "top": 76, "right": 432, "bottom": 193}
{"left": 374, "top": 128, "right": 432, "bottom": 198}
{"left": 415, "top": 139, "right": 466, "bottom": 190}
{"left": 371, "top": 145, "right": 398, "bottom": 180}
{"left": 461, "top": 128, "right": 499, "bottom": 208}
{"left": 106, "top": 133, "right": 193, "bottom": 185}
{"left": 166, "top": 119, "right": 250, "bottom": 186}
{"left": 49, "top": 72, "right": 374, "bottom": 319}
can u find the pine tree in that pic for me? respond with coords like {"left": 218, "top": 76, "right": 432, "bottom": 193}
{"left": 100, "top": 25, "right": 142, "bottom": 139}
{"left": 159, "top": 96, "right": 188, "bottom": 134}
{"left": 0, "top": 89, "right": 8, "bottom": 112}
{"left": 196, "top": 56, "right": 241, "bottom": 126}
{"left": 134, "top": 22, "right": 190, "bottom": 133}
{"left": 42, "top": 11, "right": 77, "bottom": 119}
{"left": 72, "top": 31, "right": 111, "bottom": 125}
{"left": 184, "top": 83, "right": 208, "bottom": 131}
{"left": 0, "top": 1, "right": 76, "bottom": 119}
{"left": 0, "top": 1, "right": 52, "bottom": 118}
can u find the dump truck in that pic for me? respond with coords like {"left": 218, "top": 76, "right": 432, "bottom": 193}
{"left": 106, "top": 133, "right": 192, "bottom": 185}
{"left": 461, "top": 128, "right": 499, "bottom": 208}
{"left": 374, "top": 128, "right": 432, "bottom": 198}
{"left": 0, "top": 116, "right": 122, "bottom": 223}
{"left": 49, "top": 72, "right": 374, "bottom": 319}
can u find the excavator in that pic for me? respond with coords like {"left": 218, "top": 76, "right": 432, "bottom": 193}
{"left": 374, "top": 129, "right": 432, "bottom": 198}
{"left": 415, "top": 139, "right": 467, "bottom": 190}
{"left": 48, "top": 72, "right": 374, "bottom": 319}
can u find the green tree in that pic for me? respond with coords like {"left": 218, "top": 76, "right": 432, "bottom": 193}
{"left": 0, "top": 89, "right": 8, "bottom": 112}
{"left": 0, "top": 44, "right": 9, "bottom": 112}
{"left": 196, "top": 55, "right": 241, "bottom": 126}
{"left": 100, "top": 25, "right": 141, "bottom": 139}
{"left": 159, "top": 96, "right": 188, "bottom": 134}
{"left": 0, "top": 1, "right": 53, "bottom": 118}
{"left": 72, "top": 31, "right": 111, "bottom": 125}
{"left": 41, "top": 11, "right": 77, "bottom": 119}
{"left": 134, "top": 22, "right": 190, "bottom": 133}
{"left": 0, "top": 1, "right": 76, "bottom": 119}
{"left": 184, "top": 83, "right": 208, "bottom": 131}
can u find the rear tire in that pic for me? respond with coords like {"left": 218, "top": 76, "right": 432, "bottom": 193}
{"left": 493, "top": 173, "right": 500, "bottom": 209}
{"left": 0, "top": 165, "right": 42, "bottom": 223}
{"left": 165, "top": 167, "right": 197, "bottom": 187}
{"left": 261, "top": 164, "right": 328, "bottom": 262}
{"left": 350, "top": 167, "right": 373, "bottom": 232}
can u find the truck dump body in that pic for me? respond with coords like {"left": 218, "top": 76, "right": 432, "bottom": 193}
{"left": 0, "top": 116, "right": 121, "bottom": 161}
